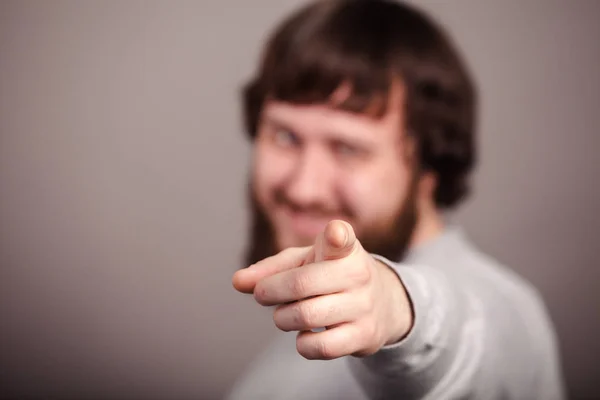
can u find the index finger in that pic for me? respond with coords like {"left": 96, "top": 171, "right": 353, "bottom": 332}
{"left": 232, "top": 246, "right": 313, "bottom": 294}
{"left": 252, "top": 255, "right": 361, "bottom": 306}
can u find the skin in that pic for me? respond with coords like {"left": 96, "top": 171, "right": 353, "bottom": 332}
{"left": 233, "top": 84, "right": 444, "bottom": 359}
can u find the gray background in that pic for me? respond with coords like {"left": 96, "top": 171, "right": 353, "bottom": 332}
{"left": 0, "top": 1, "right": 598, "bottom": 399}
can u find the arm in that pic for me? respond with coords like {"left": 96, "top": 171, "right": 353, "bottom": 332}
{"left": 347, "top": 256, "right": 566, "bottom": 400}
{"left": 232, "top": 221, "right": 565, "bottom": 399}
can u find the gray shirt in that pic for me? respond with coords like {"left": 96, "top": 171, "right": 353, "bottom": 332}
{"left": 227, "top": 227, "right": 565, "bottom": 399}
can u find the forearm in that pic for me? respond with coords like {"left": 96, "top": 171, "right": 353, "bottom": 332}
{"left": 347, "top": 256, "right": 565, "bottom": 400}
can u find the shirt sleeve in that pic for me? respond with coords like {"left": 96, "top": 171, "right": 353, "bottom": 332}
{"left": 346, "top": 255, "right": 566, "bottom": 400}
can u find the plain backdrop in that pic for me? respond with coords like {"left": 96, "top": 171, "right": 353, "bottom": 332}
{"left": 1, "top": 1, "right": 599, "bottom": 399}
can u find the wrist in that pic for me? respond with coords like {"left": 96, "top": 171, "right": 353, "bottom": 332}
{"left": 375, "top": 259, "right": 414, "bottom": 346}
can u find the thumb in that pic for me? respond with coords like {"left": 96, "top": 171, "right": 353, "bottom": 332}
{"left": 315, "top": 220, "right": 358, "bottom": 262}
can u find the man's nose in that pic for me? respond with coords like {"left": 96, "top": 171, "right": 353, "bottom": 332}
{"left": 285, "top": 150, "right": 334, "bottom": 207}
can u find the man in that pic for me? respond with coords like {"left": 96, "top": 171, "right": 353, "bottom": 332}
{"left": 229, "top": 0, "right": 565, "bottom": 399}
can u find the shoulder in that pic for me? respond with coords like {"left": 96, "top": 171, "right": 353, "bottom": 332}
{"left": 428, "top": 228, "right": 541, "bottom": 299}
{"left": 412, "top": 227, "right": 553, "bottom": 327}
{"left": 439, "top": 229, "right": 556, "bottom": 336}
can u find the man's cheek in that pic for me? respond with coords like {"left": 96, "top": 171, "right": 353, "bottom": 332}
{"left": 253, "top": 170, "right": 277, "bottom": 209}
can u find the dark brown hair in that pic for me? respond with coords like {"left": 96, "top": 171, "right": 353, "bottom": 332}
{"left": 242, "top": 0, "right": 477, "bottom": 208}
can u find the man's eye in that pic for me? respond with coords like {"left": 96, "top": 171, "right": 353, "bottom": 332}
{"left": 273, "top": 129, "right": 299, "bottom": 148}
{"left": 335, "top": 143, "right": 359, "bottom": 157}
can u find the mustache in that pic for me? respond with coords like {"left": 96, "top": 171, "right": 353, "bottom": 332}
{"left": 273, "top": 187, "right": 355, "bottom": 218}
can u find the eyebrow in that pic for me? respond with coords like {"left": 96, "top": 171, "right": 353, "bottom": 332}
{"left": 262, "top": 113, "right": 377, "bottom": 149}
{"left": 262, "top": 115, "right": 295, "bottom": 133}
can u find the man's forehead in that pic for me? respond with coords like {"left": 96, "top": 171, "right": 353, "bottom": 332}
{"left": 262, "top": 79, "right": 405, "bottom": 137}
{"left": 262, "top": 97, "right": 403, "bottom": 144}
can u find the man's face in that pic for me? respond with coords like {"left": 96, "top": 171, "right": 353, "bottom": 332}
{"left": 249, "top": 87, "right": 419, "bottom": 260}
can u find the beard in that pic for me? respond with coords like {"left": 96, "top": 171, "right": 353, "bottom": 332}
{"left": 243, "top": 176, "right": 419, "bottom": 267}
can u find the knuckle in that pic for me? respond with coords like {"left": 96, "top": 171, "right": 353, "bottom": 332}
{"left": 325, "top": 302, "right": 339, "bottom": 321}
{"left": 296, "top": 303, "right": 319, "bottom": 327}
{"left": 316, "top": 339, "right": 336, "bottom": 360}
{"left": 289, "top": 273, "right": 311, "bottom": 297}
{"left": 348, "top": 261, "right": 371, "bottom": 285}
{"left": 362, "top": 292, "right": 376, "bottom": 314}
{"left": 362, "top": 319, "right": 377, "bottom": 340}
{"left": 360, "top": 318, "right": 383, "bottom": 348}
{"left": 297, "top": 335, "right": 336, "bottom": 360}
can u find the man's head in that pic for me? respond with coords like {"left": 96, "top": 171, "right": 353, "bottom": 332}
{"left": 242, "top": 0, "right": 476, "bottom": 265}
